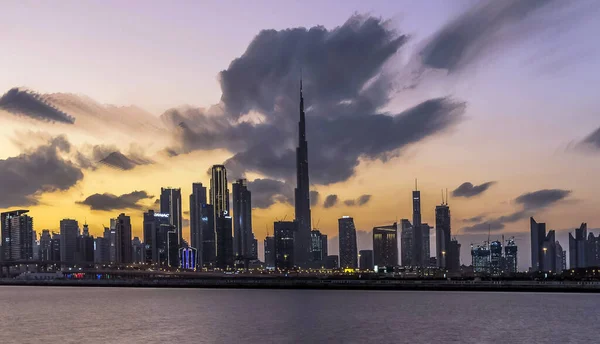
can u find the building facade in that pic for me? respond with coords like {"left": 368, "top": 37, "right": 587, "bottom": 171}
{"left": 435, "top": 203, "right": 451, "bottom": 269}
{"left": 1, "top": 210, "right": 33, "bottom": 261}
{"left": 160, "top": 187, "right": 182, "bottom": 246}
{"left": 189, "top": 182, "right": 207, "bottom": 258}
{"left": 372, "top": 224, "right": 398, "bottom": 268}
{"left": 338, "top": 216, "right": 357, "bottom": 269}
{"left": 60, "top": 218, "right": 79, "bottom": 265}
{"left": 232, "top": 179, "right": 253, "bottom": 260}
{"left": 274, "top": 221, "right": 296, "bottom": 270}
{"left": 359, "top": 250, "right": 374, "bottom": 271}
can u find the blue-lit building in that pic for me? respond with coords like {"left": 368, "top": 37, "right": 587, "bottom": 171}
{"left": 179, "top": 247, "right": 197, "bottom": 270}
{"left": 471, "top": 243, "right": 490, "bottom": 274}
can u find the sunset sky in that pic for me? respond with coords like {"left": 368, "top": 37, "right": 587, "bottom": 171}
{"left": 1, "top": 0, "right": 600, "bottom": 269}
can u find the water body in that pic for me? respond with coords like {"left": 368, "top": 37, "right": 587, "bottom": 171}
{"left": 0, "top": 286, "right": 597, "bottom": 343}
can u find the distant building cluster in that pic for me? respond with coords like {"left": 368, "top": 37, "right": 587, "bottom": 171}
{"left": 0, "top": 81, "right": 597, "bottom": 279}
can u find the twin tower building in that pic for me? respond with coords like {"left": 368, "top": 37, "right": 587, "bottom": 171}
{"left": 143, "top": 81, "right": 313, "bottom": 270}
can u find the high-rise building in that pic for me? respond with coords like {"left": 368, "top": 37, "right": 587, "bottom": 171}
{"left": 294, "top": 79, "right": 312, "bottom": 268}
{"left": 144, "top": 210, "right": 167, "bottom": 264}
{"left": 232, "top": 179, "right": 252, "bottom": 260}
{"left": 373, "top": 224, "right": 398, "bottom": 267}
{"left": 1, "top": 210, "right": 34, "bottom": 261}
{"left": 569, "top": 223, "right": 588, "bottom": 269}
{"left": 210, "top": 165, "right": 229, "bottom": 218}
{"left": 274, "top": 221, "right": 296, "bottom": 270}
{"left": 250, "top": 233, "right": 258, "bottom": 260}
{"left": 504, "top": 237, "right": 518, "bottom": 274}
{"left": 167, "top": 230, "right": 179, "bottom": 268}
{"left": 338, "top": 216, "right": 357, "bottom": 269}
{"left": 586, "top": 233, "right": 600, "bottom": 267}
{"left": 94, "top": 227, "right": 112, "bottom": 265}
{"left": 60, "top": 219, "right": 79, "bottom": 265}
{"left": 359, "top": 250, "right": 374, "bottom": 271}
{"left": 32, "top": 230, "right": 38, "bottom": 260}
{"left": 400, "top": 219, "right": 413, "bottom": 267}
{"left": 471, "top": 243, "right": 490, "bottom": 274}
{"left": 421, "top": 223, "right": 431, "bottom": 266}
{"left": 114, "top": 213, "right": 132, "bottom": 264}
{"left": 412, "top": 183, "right": 423, "bottom": 267}
{"left": 215, "top": 211, "right": 233, "bottom": 270}
{"left": 132, "top": 237, "right": 144, "bottom": 264}
{"left": 264, "top": 236, "right": 275, "bottom": 268}
{"left": 160, "top": 187, "right": 182, "bottom": 246}
{"left": 555, "top": 241, "right": 565, "bottom": 274}
{"left": 490, "top": 240, "right": 503, "bottom": 276}
{"left": 530, "top": 217, "right": 546, "bottom": 272}
{"left": 541, "top": 230, "right": 556, "bottom": 273}
{"left": 310, "top": 230, "right": 327, "bottom": 262}
{"left": 39, "top": 229, "right": 52, "bottom": 261}
{"left": 50, "top": 233, "right": 61, "bottom": 262}
{"left": 200, "top": 204, "right": 216, "bottom": 267}
{"left": 76, "top": 233, "right": 94, "bottom": 266}
{"left": 448, "top": 238, "right": 461, "bottom": 273}
{"left": 189, "top": 182, "right": 207, "bottom": 258}
{"left": 435, "top": 201, "right": 451, "bottom": 269}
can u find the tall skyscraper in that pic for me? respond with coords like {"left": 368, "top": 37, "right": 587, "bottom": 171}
{"left": 421, "top": 223, "right": 431, "bottom": 266}
{"left": 504, "top": 237, "right": 518, "bottom": 274}
{"left": 114, "top": 213, "right": 132, "bottom": 264}
{"left": 60, "top": 218, "right": 79, "bottom": 265}
{"left": 338, "top": 216, "right": 357, "bottom": 269}
{"left": 412, "top": 183, "right": 423, "bottom": 267}
{"left": 39, "top": 229, "right": 52, "bottom": 261}
{"left": 471, "top": 243, "right": 490, "bottom": 274}
{"left": 232, "top": 179, "right": 252, "bottom": 260}
{"left": 359, "top": 250, "right": 374, "bottom": 271}
{"left": 530, "top": 217, "right": 546, "bottom": 272}
{"left": 274, "top": 221, "right": 296, "bottom": 270}
{"left": 160, "top": 187, "right": 182, "bottom": 246}
{"left": 490, "top": 240, "right": 503, "bottom": 276}
{"left": 541, "top": 230, "right": 556, "bottom": 272}
{"left": 201, "top": 204, "right": 216, "bottom": 267}
{"left": 435, "top": 200, "right": 451, "bottom": 269}
{"left": 50, "top": 232, "right": 61, "bottom": 262}
{"left": 310, "top": 230, "right": 327, "bottom": 262}
{"left": 1, "top": 210, "right": 33, "bottom": 261}
{"left": 143, "top": 210, "right": 171, "bottom": 264}
{"left": 215, "top": 211, "right": 233, "bottom": 270}
{"left": 210, "top": 165, "right": 229, "bottom": 218}
{"left": 400, "top": 219, "right": 413, "bottom": 267}
{"left": 569, "top": 223, "right": 588, "bottom": 269}
{"left": 555, "top": 240, "right": 565, "bottom": 274}
{"left": 372, "top": 224, "right": 398, "bottom": 267}
{"left": 294, "top": 79, "right": 312, "bottom": 267}
{"left": 189, "top": 182, "right": 207, "bottom": 257}
{"left": 448, "top": 238, "right": 461, "bottom": 273}
{"left": 264, "top": 236, "right": 275, "bottom": 268}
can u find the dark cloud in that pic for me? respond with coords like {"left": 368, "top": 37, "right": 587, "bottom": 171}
{"left": 310, "top": 190, "right": 320, "bottom": 207}
{"left": 246, "top": 178, "right": 293, "bottom": 209}
{"left": 162, "top": 15, "right": 466, "bottom": 193}
{"left": 0, "top": 88, "right": 75, "bottom": 124}
{"left": 452, "top": 181, "right": 496, "bottom": 198}
{"left": 357, "top": 194, "right": 372, "bottom": 206}
{"left": 323, "top": 194, "right": 338, "bottom": 209}
{"left": 462, "top": 215, "right": 485, "bottom": 223}
{"left": 0, "top": 136, "right": 83, "bottom": 208}
{"left": 77, "top": 191, "right": 153, "bottom": 211}
{"left": 575, "top": 126, "right": 600, "bottom": 152}
{"left": 515, "top": 189, "right": 572, "bottom": 210}
{"left": 462, "top": 189, "right": 571, "bottom": 233}
{"left": 343, "top": 194, "right": 372, "bottom": 207}
{"left": 75, "top": 144, "right": 154, "bottom": 171}
{"left": 420, "top": 0, "right": 561, "bottom": 72}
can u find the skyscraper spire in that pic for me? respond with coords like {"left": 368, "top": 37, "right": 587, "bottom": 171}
{"left": 294, "top": 75, "right": 311, "bottom": 267}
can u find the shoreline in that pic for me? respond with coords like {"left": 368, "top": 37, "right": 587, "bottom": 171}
{"left": 2, "top": 279, "right": 600, "bottom": 293}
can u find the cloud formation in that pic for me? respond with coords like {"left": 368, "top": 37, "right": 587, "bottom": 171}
{"left": 162, "top": 15, "right": 466, "bottom": 196}
{"left": 0, "top": 136, "right": 83, "bottom": 208}
{"left": 0, "top": 88, "right": 75, "bottom": 124}
{"left": 310, "top": 190, "right": 320, "bottom": 207}
{"left": 246, "top": 178, "right": 293, "bottom": 209}
{"left": 452, "top": 181, "right": 496, "bottom": 198}
{"left": 420, "top": 0, "right": 561, "bottom": 72}
{"left": 77, "top": 191, "right": 153, "bottom": 211}
{"left": 575, "top": 126, "right": 600, "bottom": 152}
{"left": 343, "top": 194, "right": 372, "bottom": 207}
{"left": 323, "top": 194, "right": 339, "bottom": 209}
{"left": 462, "top": 188, "right": 571, "bottom": 233}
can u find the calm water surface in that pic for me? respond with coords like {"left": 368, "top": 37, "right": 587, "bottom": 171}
{"left": 0, "top": 286, "right": 598, "bottom": 343}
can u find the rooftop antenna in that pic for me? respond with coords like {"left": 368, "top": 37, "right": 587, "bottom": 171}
{"left": 415, "top": 178, "right": 418, "bottom": 191}
{"left": 488, "top": 224, "right": 491, "bottom": 247}
{"left": 315, "top": 218, "right": 321, "bottom": 229}
{"left": 282, "top": 214, "right": 287, "bottom": 222}
{"left": 446, "top": 188, "right": 449, "bottom": 205}
{"left": 441, "top": 189, "right": 444, "bottom": 205}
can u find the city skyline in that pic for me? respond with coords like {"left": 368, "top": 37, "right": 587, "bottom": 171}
{"left": 2, "top": 1, "right": 600, "bottom": 271}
